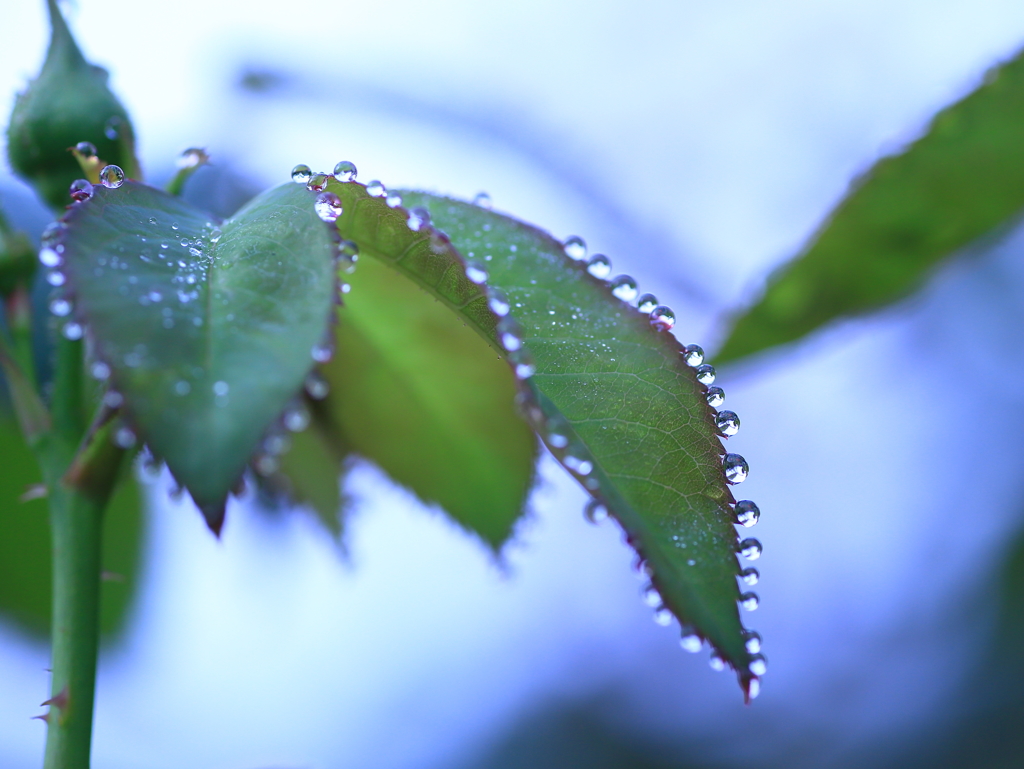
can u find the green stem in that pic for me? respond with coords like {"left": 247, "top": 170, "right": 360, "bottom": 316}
{"left": 42, "top": 463, "right": 104, "bottom": 769}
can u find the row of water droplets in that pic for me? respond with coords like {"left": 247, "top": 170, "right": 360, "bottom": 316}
{"left": 559, "top": 234, "right": 764, "bottom": 692}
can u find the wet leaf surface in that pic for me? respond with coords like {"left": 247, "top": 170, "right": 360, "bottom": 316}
{"left": 719, "top": 49, "right": 1024, "bottom": 364}
{"left": 55, "top": 181, "right": 338, "bottom": 530}
{"left": 322, "top": 179, "right": 756, "bottom": 692}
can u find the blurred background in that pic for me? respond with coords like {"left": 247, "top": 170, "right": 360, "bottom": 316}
{"left": 4, "top": 0, "right": 1024, "bottom": 766}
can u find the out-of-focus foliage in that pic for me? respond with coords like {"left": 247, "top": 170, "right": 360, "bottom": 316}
{"left": 719, "top": 49, "right": 1024, "bottom": 364}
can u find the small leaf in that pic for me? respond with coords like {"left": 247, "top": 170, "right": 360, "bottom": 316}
{"left": 718, "top": 49, "right": 1024, "bottom": 363}
{"left": 324, "top": 180, "right": 755, "bottom": 692}
{"left": 320, "top": 249, "right": 537, "bottom": 549}
{"left": 6, "top": 0, "right": 141, "bottom": 210}
{"left": 55, "top": 181, "right": 338, "bottom": 530}
{"left": 269, "top": 416, "right": 347, "bottom": 537}
{"left": 0, "top": 414, "right": 143, "bottom": 637}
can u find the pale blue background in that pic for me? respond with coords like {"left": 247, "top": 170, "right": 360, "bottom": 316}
{"left": 2, "top": 0, "right": 1024, "bottom": 766}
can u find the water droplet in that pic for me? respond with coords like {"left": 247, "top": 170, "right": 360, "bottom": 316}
{"left": 50, "top": 298, "right": 72, "bottom": 317}
{"left": 740, "top": 592, "right": 759, "bottom": 611}
{"left": 386, "top": 191, "right": 403, "bottom": 208}
{"left": 498, "top": 317, "right": 524, "bottom": 352}
{"left": 649, "top": 305, "right": 675, "bottom": 331}
{"left": 62, "top": 322, "right": 83, "bottom": 340}
{"left": 473, "top": 191, "right": 492, "bottom": 209}
{"left": 307, "top": 173, "right": 330, "bottom": 192}
{"left": 642, "top": 584, "right": 662, "bottom": 607}
{"left": 407, "top": 207, "right": 430, "bottom": 232}
{"left": 90, "top": 361, "right": 111, "bottom": 380}
{"left": 610, "top": 275, "right": 638, "bottom": 302}
{"left": 487, "top": 289, "right": 510, "bottom": 317}
{"left": 177, "top": 147, "right": 207, "bottom": 169}
{"left": 171, "top": 222, "right": 179, "bottom": 231}
{"left": 212, "top": 381, "right": 230, "bottom": 396}
{"left": 291, "top": 164, "right": 312, "bottom": 184}
{"left": 747, "top": 677, "right": 761, "bottom": 699}
{"left": 509, "top": 349, "right": 536, "bottom": 379}
{"left": 103, "top": 115, "right": 122, "bottom": 140}
{"left": 46, "top": 271, "right": 65, "bottom": 287}
{"left": 584, "top": 498, "right": 609, "bottom": 524}
{"left": 332, "top": 160, "right": 357, "bottom": 182}
{"left": 174, "top": 380, "right": 191, "bottom": 396}
{"left": 114, "top": 426, "right": 136, "bottom": 449}
{"left": 738, "top": 538, "right": 762, "bottom": 561}
{"left": 39, "top": 248, "right": 62, "bottom": 268}
{"left": 263, "top": 434, "right": 291, "bottom": 456}
{"left": 740, "top": 567, "right": 759, "bottom": 586}
{"left": 586, "top": 254, "right": 612, "bottom": 279}
{"left": 705, "top": 386, "right": 725, "bottom": 408}
{"left": 637, "top": 293, "right": 658, "bottom": 313}
{"left": 311, "top": 343, "right": 333, "bottom": 363}
{"left": 735, "top": 500, "right": 759, "bottom": 527}
{"left": 337, "top": 239, "right": 359, "bottom": 265}
{"left": 743, "top": 631, "right": 762, "bottom": 654}
{"left": 680, "top": 632, "right": 702, "bottom": 653}
{"left": 255, "top": 455, "right": 279, "bottom": 476}
{"left": 305, "top": 372, "right": 329, "bottom": 399}
{"left": 69, "top": 179, "right": 93, "bottom": 202}
{"left": 653, "top": 607, "right": 673, "bottom": 626}
{"left": 724, "top": 453, "right": 748, "bottom": 483}
{"left": 683, "top": 344, "right": 704, "bottom": 367}
{"left": 563, "top": 236, "right": 587, "bottom": 261}
{"left": 99, "top": 164, "right": 124, "bottom": 188}
{"left": 548, "top": 433, "right": 569, "bottom": 449}
{"left": 103, "top": 390, "right": 124, "bottom": 408}
{"left": 315, "top": 192, "right": 343, "bottom": 222}
{"left": 465, "top": 261, "right": 488, "bottom": 284}
{"left": 695, "top": 364, "right": 716, "bottom": 385}
{"left": 564, "top": 455, "right": 593, "bottom": 476}
{"left": 716, "top": 410, "right": 740, "bottom": 436}
{"left": 75, "top": 141, "right": 97, "bottom": 158}
{"left": 709, "top": 653, "right": 726, "bottom": 672}
{"left": 366, "top": 180, "right": 386, "bottom": 197}
{"left": 749, "top": 654, "right": 767, "bottom": 676}
{"left": 283, "top": 404, "right": 310, "bottom": 432}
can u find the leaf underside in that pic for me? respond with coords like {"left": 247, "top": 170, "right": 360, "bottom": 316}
{"left": 316, "top": 179, "right": 754, "bottom": 690}
{"left": 316, "top": 250, "right": 538, "bottom": 550}
{"left": 718, "top": 48, "right": 1024, "bottom": 364}
{"left": 56, "top": 181, "right": 338, "bottom": 529}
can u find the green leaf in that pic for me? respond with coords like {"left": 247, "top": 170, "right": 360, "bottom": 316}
{"left": 319, "top": 250, "right": 538, "bottom": 549}
{"left": 323, "top": 180, "right": 756, "bottom": 693}
{"left": 718, "top": 50, "right": 1024, "bottom": 364}
{"left": 0, "top": 414, "right": 143, "bottom": 637}
{"left": 55, "top": 181, "right": 338, "bottom": 532}
{"left": 6, "top": 0, "right": 141, "bottom": 211}
{"left": 267, "top": 415, "right": 347, "bottom": 538}
{"left": 0, "top": 207, "right": 36, "bottom": 297}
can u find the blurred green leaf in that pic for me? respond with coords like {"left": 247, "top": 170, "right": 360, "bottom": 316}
{"left": 718, "top": 49, "right": 1024, "bottom": 364}
{"left": 6, "top": 0, "right": 141, "bottom": 211}
{"left": 0, "top": 414, "right": 143, "bottom": 637}
{"left": 323, "top": 180, "right": 755, "bottom": 691}
{"left": 0, "top": 208, "right": 36, "bottom": 297}
{"left": 57, "top": 181, "right": 338, "bottom": 532}
{"left": 319, "top": 251, "right": 538, "bottom": 550}
{"left": 270, "top": 417, "right": 347, "bottom": 538}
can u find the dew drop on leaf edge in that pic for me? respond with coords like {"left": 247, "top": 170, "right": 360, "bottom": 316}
{"left": 735, "top": 500, "right": 759, "bottom": 527}
{"left": 291, "top": 164, "right": 312, "bottom": 184}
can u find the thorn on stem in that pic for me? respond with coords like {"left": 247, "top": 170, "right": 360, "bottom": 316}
{"left": 31, "top": 713, "right": 50, "bottom": 724}
{"left": 41, "top": 685, "right": 69, "bottom": 710}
